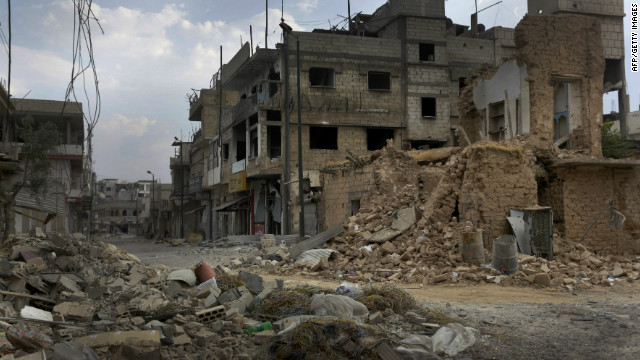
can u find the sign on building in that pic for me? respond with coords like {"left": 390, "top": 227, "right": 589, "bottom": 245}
{"left": 229, "top": 171, "right": 247, "bottom": 193}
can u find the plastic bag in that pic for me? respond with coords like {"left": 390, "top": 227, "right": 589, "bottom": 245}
{"left": 20, "top": 306, "right": 53, "bottom": 322}
{"left": 310, "top": 294, "right": 368, "bottom": 317}
{"left": 335, "top": 282, "right": 360, "bottom": 298}
{"left": 431, "top": 323, "right": 479, "bottom": 356}
{"left": 196, "top": 277, "right": 218, "bottom": 290}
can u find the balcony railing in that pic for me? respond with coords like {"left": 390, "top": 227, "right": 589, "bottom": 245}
{"left": 232, "top": 160, "right": 246, "bottom": 174}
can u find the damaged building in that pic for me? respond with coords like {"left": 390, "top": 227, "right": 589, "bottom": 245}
{"left": 321, "top": 4, "right": 638, "bottom": 256}
{"left": 184, "top": 0, "right": 523, "bottom": 238}
{"left": 1, "top": 98, "right": 87, "bottom": 235}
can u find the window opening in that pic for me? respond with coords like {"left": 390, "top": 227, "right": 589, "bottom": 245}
{"left": 367, "top": 128, "right": 394, "bottom": 150}
{"left": 368, "top": 71, "right": 391, "bottom": 91}
{"left": 422, "top": 97, "right": 436, "bottom": 117}
{"left": 267, "top": 126, "right": 282, "bottom": 158}
{"left": 419, "top": 43, "right": 435, "bottom": 61}
{"left": 309, "top": 67, "right": 335, "bottom": 88}
{"left": 309, "top": 126, "right": 338, "bottom": 150}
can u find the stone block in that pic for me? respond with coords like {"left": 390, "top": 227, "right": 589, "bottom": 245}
{"left": 391, "top": 207, "right": 417, "bottom": 233}
{"left": 238, "top": 271, "right": 263, "bottom": 295}
{"left": 53, "top": 301, "right": 96, "bottom": 322}
{"left": 533, "top": 273, "right": 551, "bottom": 287}
{"left": 218, "top": 289, "right": 240, "bottom": 304}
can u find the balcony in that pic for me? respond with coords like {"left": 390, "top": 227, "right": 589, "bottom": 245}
{"left": 51, "top": 144, "right": 83, "bottom": 156}
{"left": 232, "top": 160, "right": 246, "bottom": 174}
{"left": 232, "top": 95, "right": 258, "bottom": 125}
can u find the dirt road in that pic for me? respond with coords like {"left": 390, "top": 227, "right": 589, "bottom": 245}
{"left": 103, "top": 236, "right": 640, "bottom": 359}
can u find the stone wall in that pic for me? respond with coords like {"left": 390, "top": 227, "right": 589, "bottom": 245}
{"left": 555, "top": 166, "right": 640, "bottom": 254}
{"left": 459, "top": 144, "right": 538, "bottom": 241}
{"left": 319, "top": 166, "right": 375, "bottom": 231}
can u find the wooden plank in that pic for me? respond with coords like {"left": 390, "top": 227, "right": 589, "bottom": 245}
{"left": 0, "top": 290, "right": 55, "bottom": 303}
{"left": 288, "top": 225, "right": 344, "bottom": 260}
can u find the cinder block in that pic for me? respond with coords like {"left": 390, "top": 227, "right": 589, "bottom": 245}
{"left": 196, "top": 305, "right": 226, "bottom": 324}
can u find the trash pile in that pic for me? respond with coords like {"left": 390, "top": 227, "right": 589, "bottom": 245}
{"left": 269, "top": 144, "right": 640, "bottom": 290}
{"left": 0, "top": 231, "right": 485, "bottom": 359}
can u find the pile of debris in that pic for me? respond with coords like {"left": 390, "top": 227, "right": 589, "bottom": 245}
{"left": 0, "top": 231, "right": 485, "bottom": 359}
{"left": 273, "top": 144, "right": 640, "bottom": 289}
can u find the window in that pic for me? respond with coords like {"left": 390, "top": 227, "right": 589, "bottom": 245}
{"left": 367, "top": 128, "right": 395, "bottom": 151}
{"left": 351, "top": 199, "right": 361, "bottom": 216}
{"left": 267, "top": 126, "right": 281, "bottom": 158}
{"left": 367, "top": 71, "right": 391, "bottom": 91}
{"left": 249, "top": 129, "right": 258, "bottom": 159}
{"left": 266, "top": 110, "right": 281, "bottom": 122}
{"left": 310, "top": 126, "right": 338, "bottom": 150}
{"left": 223, "top": 143, "right": 230, "bottom": 160}
{"left": 419, "top": 43, "right": 435, "bottom": 62}
{"left": 422, "top": 97, "right": 436, "bottom": 117}
{"left": 309, "top": 68, "right": 335, "bottom": 88}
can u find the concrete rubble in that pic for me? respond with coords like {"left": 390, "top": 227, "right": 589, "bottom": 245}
{"left": 0, "top": 231, "right": 483, "bottom": 359}
{"left": 246, "top": 143, "right": 640, "bottom": 292}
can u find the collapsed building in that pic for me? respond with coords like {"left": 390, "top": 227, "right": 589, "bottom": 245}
{"left": 318, "top": 8, "right": 639, "bottom": 281}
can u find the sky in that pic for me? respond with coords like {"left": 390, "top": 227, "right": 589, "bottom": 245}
{"left": 0, "top": 0, "right": 637, "bottom": 183}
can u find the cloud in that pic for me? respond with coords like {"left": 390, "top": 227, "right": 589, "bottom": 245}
{"left": 101, "top": 114, "right": 157, "bottom": 137}
{"left": 297, "top": 0, "right": 319, "bottom": 14}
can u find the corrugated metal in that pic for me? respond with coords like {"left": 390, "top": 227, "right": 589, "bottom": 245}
{"left": 15, "top": 182, "right": 66, "bottom": 214}
{"left": 289, "top": 225, "right": 345, "bottom": 260}
{"left": 295, "top": 249, "right": 337, "bottom": 267}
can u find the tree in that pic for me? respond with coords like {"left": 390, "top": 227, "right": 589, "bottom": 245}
{"left": 601, "top": 119, "right": 634, "bottom": 159}
{"left": 0, "top": 116, "right": 59, "bottom": 242}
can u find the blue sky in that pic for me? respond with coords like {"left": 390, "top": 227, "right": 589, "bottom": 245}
{"left": 0, "top": 0, "right": 636, "bottom": 182}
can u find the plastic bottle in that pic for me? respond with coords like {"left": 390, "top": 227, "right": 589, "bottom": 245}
{"left": 246, "top": 321, "right": 272, "bottom": 335}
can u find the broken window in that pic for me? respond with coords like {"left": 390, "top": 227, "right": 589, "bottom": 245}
{"left": 458, "top": 77, "right": 466, "bottom": 97}
{"left": 310, "top": 126, "right": 338, "bottom": 150}
{"left": 367, "top": 71, "right": 391, "bottom": 91}
{"left": 488, "top": 101, "right": 506, "bottom": 141}
{"left": 419, "top": 43, "right": 435, "bottom": 62}
{"left": 367, "top": 128, "right": 395, "bottom": 151}
{"left": 266, "top": 110, "right": 281, "bottom": 122}
{"left": 267, "top": 126, "right": 281, "bottom": 158}
{"left": 249, "top": 114, "right": 258, "bottom": 126}
{"left": 351, "top": 199, "right": 361, "bottom": 216}
{"left": 422, "top": 97, "right": 436, "bottom": 117}
{"left": 309, "top": 67, "right": 335, "bottom": 88}
{"left": 250, "top": 129, "right": 258, "bottom": 159}
{"left": 223, "top": 143, "right": 230, "bottom": 160}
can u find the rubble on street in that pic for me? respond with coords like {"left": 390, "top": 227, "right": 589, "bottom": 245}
{"left": 0, "top": 231, "right": 493, "bottom": 359}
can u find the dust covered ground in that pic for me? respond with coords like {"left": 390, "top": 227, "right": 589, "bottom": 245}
{"left": 104, "top": 235, "right": 640, "bottom": 360}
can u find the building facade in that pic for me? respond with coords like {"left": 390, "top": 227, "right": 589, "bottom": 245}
{"left": 182, "top": 0, "right": 525, "bottom": 238}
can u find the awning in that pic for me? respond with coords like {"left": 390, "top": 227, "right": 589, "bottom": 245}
{"left": 184, "top": 206, "right": 205, "bottom": 215}
{"left": 213, "top": 196, "right": 251, "bottom": 211}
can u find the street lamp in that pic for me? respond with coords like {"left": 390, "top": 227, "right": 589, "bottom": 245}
{"left": 146, "top": 170, "right": 155, "bottom": 238}
{"left": 171, "top": 138, "right": 185, "bottom": 238}
{"left": 279, "top": 21, "right": 305, "bottom": 238}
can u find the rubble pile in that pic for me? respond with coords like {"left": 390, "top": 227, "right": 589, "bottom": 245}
{"left": 0, "top": 232, "right": 266, "bottom": 359}
{"left": 279, "top": 143, "right": 640, "bottom": 289}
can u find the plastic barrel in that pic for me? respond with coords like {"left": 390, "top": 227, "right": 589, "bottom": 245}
{"left": 491, "top": 235, "right": 519, "bottom": 275}
{"left": 194, "top": 262, "right": 216, "bottom": 283}
{"left": 459, "top": 231, "right": 485, "bottom": 265}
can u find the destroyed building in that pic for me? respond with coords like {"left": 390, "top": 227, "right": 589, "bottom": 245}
{"left": 0, "top": 98, "right": 87, "bottom": 235}
{"left": 320, "top": 7, "right": 638, "bottom": 257}
{"left": 184, "top": 0, "right": 522, "bottom": 238}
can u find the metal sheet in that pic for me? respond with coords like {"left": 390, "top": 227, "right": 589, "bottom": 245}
{"left": 295, "top": 249, "right": 337, "bottom": 267}
{"left": 507, "top": 217, "right": 529, "bottom": 255}
{"left": 288, "top": 225, "right": 345, "bottom": 260}
{"left": 15, "top": 182, "right": 66, "bottom": 215}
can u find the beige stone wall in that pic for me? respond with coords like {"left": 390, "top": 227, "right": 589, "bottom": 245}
{"left": 459, "top": 145, "right": 538, "bottom": 241}
{"left": 320, "top": 166, "right": 375, "bottom": 231}
{"left": 558, "top": 167, "right": 640, "bottom": 254}
{"left": 514, "top": 14, "right": 605, "bottom": 155}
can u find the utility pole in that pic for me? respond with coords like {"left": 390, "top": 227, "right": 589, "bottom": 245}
{"left": 6, "top": 0, "right": 11, "bottom": 143}
{"left": 348, "top": 0, "right": 351, "bottom": 34}
{"left": 265, "top": 0, "right": 268, "bottom": 48}
{"left": 296, "top": 38, "right": 304, "bottom": 238}
{"left": 217, "top": 46, "right": 223, "bottom": 240}
{"left": 282, "top": 31, "right": 291, "bottom": 235}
